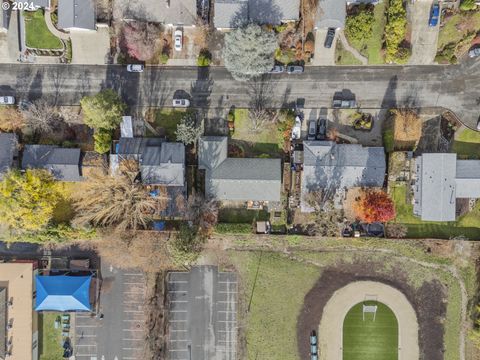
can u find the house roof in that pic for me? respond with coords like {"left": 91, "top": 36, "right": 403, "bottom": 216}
{"left": 0, "top": 133, "right": 17, "bottom": 177}
{"left": 214, "top": 0, "right": 299, "bottom": 28}
{"left": 117, "top": 137, "right": 164, "bottom": 157}
{"left": 0, "top": 263, "right": 34, "bottom": 360}
{"left": 414, "top": 153, "right": 457, "bottom": 222}
{"left": 58, "top": 0, "right": 96, "bottom": 30}
{"left": 199, "top": 136, "right": 282, "bottom": 202}
{"left": 140, "top": 143, "right": 185, "bottom": 186}
{"left": 316, "top": 0, "right": 346, "bottom": 29}
{"left": 302, "top": 141, "right": 386, "bottom": 201}
{"left": 22, "top": 145, "right": 82, "bottom": 181}
{"left": 121, "top": 0, "right": 197, "bottom": 26}
{"left": 455, "top": 160, "right": 480, "bottom": 198}
{"left": 35, "top": 275, "right": 92, "bottom": 312}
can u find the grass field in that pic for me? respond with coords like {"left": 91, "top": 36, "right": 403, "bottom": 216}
{"left": 437, "top": 11, "right": 480, "bottom": 51}
{"left": 145, "top": 108, "right": 191, "bottom": 140}
{"left": 39, "top": 313, "right": 64, "bottom": 360}
{"left": 347, "top": 3, "right": 386, "bottom": 64}
{"left": 390, "top": 183, "right": 480, "bottom": 239}
{"left": 452, "top": 128, "right": 480, "bottom": 159}
{"left": 24, "top": 10, "right": 63, "bottom": 50}
{"left": 343, "top": 302, "right": 398, "bottom": 360}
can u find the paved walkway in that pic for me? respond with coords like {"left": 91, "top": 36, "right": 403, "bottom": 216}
{"left": 44, "top": 10, "right": 70, "bottom": 40}
{"left": 338, "top": 31, "right": 368, "bottom": 65}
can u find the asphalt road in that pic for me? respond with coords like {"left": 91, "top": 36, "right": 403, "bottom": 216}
{"left": 1, "top": 62, "right": 480, "bottom": 129}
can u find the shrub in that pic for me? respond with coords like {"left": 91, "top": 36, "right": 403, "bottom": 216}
{"left": 159, "top": 53, "right": 169, "bottom": 64}
{"left": 354, "top": 189, "right": 396, "bottom": 223}
{"left": 215, "top": 223, "right": 252, "bottom": 234}
{"left": 460, "top": 0, "right": 477, "bottom": 11}
{"left": 345, "top": 6, "right": 375, "bottom": 42}
{"left": 274, "top": 23, "right": 288, "bottom": 33}
{"left": 93, "top": 129, "right": 112, "bottom": 154}
{"left": 384, "top": 0, "right": 409, "bottom": 64}
{"left": 197, "top": 48, "right": 212, "bottom": 67}
{"left": 274, "top": 48, "right": 296, "bottom": 64}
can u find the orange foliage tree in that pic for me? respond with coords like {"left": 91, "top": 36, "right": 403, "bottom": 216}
{"left": 354, "top": 189, "right": 396, "bottom": 223}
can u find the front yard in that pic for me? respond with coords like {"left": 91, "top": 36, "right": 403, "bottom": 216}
{"left": 390, "top": 182, "right": 480, "bottom": 239}
{"left": 452, "top": 127, "right": 480, "bottom": 159}
{"left": 145, "top": 108, "right": 192, "bottom": 140}
{"left": 24, "top": 10, "right": 63, "bottom": 50}
{"left": 342, "top": 2, "right": 386, "bottom": 64}
{"left": 39, "top": 313, "right": 64, "bottom": 360}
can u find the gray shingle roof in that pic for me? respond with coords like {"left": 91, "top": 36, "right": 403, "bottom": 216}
{"left": 140, "top": 143, "right": 185, "bottom": 186}
{"left": 0, "top": 133, "right": 17, "bottom": 177}
{"left": 316, "top": 0, "right": 346, "bottom": 29}
{"left": 199, "top": 136, "right": 282, "bottom": 202}
{"left": 214, "top": 0, "right": 299, "bottom": 28}
{"left": 120, "top": 0, "right": 197, "bottom": 25}
{"left": 22, "top": 145, "right": 82, "bottom": 181}
{"left": 117, "top": 137, "right": 164, "bottom": 158}
{"left": 455, "top": 160, "right": 480, "bottom": 199}
{"left": 58, "top": 0, "right": 95, "bottom": 30}
{"left": 302, "top": 141, "right": 386, "bottom": 196}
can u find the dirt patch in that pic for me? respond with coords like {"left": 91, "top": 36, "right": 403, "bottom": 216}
{"left": 296, "top": 259, "right": 447, "bottom": 360}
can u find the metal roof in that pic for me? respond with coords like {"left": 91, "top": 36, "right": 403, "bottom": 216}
{"left": 58, "top": 0, "right": 96, "bottom": 30}
{"left": 22, "top": 145, "right": 82, "bottom": 181}
{"left": 35, "top": 275, "right": 92, "bottom": 312}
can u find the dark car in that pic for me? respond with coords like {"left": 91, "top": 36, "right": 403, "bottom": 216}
{"left": 287, "top": 65, "right": 304, "bottom": 74}
{"left": 324, "top": 28, "right": 336, "bottom": 48}
{"left": 269, "top": 65, "right": 285, "bottom": 74}
{"left": 316, "top": 118, "right": 327, "bottom": 140}
{"left": 333, "top": 99, "right": 356, "bottom": 109}
{"left": 307, "top": 120, "right": 317, "bottom": 140}
{"left": 429, "top": 3, "right": 439, "bottom": 27}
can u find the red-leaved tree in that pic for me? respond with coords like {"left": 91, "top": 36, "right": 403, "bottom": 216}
{"left": 121, "top": 21, "right": 161, "bottom": 61}
{"left": 354, "top": 189, "right": 396, "bottom": 223}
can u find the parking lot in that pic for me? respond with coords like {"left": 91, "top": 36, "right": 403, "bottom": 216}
{"left": 167, "top": 266, "right": 237, "bottom": 360}
{"left": 73, "top": 267, "right": 147, "bottom": 360}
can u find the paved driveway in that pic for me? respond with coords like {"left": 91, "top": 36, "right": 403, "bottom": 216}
{"left": 409, "top": 0, "right": 440, "bottom": 65}
{"left": 312, "top": 29, "right": 336, "bottom": 66}
{"left": 71, "top": 27, "right": 110, "bottom": 65}
{"left": 0, "top": 11, "right": 20, "bottom": 63}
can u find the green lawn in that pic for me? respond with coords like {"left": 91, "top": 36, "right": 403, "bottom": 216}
{"left": 347, "top": 2, "right": 386, "bottom": 64}
{"left": 24, "top": 10, "right": 63, "bottom": 50}
{"left": 231, "top": 108, "right": 283, "bottom": 157}
{"left": 39, "top": 313, "right": 64, "bottom": 360}
{"left": 390, "top": 183, "right": 480, "bottom": 239}
{"left": 146, "top": 108, "right": 192, "bottom": 140}
{"left": 335, "top": 40, "right": 362, "bottom": 65}
{"left": 218, "top": 208, "right": 269, "bottom": 223}
{"left": 437, "top": 11, "right": 480, "bottom": 51}
{"left": 231, "top": 251, "right": 321, "bottom": 359}
{"left": 452, "top": 128, "right": 480, "bottom": 159}
{"left": 343, "top": 302, "right": 398, "bottom": 360}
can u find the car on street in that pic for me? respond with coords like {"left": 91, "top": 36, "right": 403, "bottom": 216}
{"left": 332, "top": 99, "right": 356, "bottom": 109}
{"left": 287, "top": 65, "right": 304, "bottom": 74}
{"left": 307, "top": 120, "right": 317, "bottom": 140}
{"left": 172, "top": 98, "right": 190, "bottom": 108}
{"left": 291, "top": 116, "right": 302, "bottom": 139}
{"left": 174, "top": 29, "right": 183, "bottom": 51}
{"left": 469, "top": 47, "right": 480, "bottom": 58}
{"left": 127, "top": 64, "right": 144, "bottom": 72}
{"left": 0, "top": 96, "right": 15, "bottom": 105}
{"left": 324, "top": 28, "right": 336, "bottom": 48}
{"left": 429, "top": 3, "right": 440, "bottom": 27}
{"left": 269, "top": 65, "right": 285, "bottom": 74}
{"left": 316, "top": 118, "right": 327, "bottom": 140}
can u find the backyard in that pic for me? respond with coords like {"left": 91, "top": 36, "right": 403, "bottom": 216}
{"left": 341, "top": 2, "right": 386, "bottom": 65}
{"left": 452, "top": 127, "right": 480, "bottom": 159}
{"left": 24, "top": 10, "right": 63, "bottom": 49}
{"left": 390, "top": 182, "right": 480, "bottom": 239}
{"left": 39, "top": 313, "right": 64, "bottom": 360}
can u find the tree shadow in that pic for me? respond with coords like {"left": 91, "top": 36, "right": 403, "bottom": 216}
{"left": 229, "top": 0, "right": 285, "bottom": 27}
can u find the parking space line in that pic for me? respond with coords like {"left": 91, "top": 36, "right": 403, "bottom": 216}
{"left": 125, "top": 310, "right": 144, "bottom": 313}
{"left": 218, "top": 291, "right": 237, "bottom": 294}
{"left": 169, "top": 349, "right": 189, "bottom": 352}
{"left": 122, "top": 347, "right": 142, "bottom": 350}
{"left": 170, "top": 310, "right": 187, "bottom": 313}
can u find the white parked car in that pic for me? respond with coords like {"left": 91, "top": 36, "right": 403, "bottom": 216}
{"left": 174, "top": 29, "right": 183, "bottom": 52}
{"left": 291, "top": 116, "right": 302, "bottom": 140}
{"left": 0, "top": 96, "right": 15, "bottom": 105}
{"left": 172, "top": 98, "right": 190, "bottom": 108}
{"left": 127, "top": 64, "right": 144, "bottom": 72}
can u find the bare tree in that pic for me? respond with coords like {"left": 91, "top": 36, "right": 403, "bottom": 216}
{"left": 185, "top": 194, "right": 219, "bottom": 236}
{"left": 386, "top": 223, "right": 408, "bottom": 239}
{"left": 248, "top": 78, "right": 276, "bottom": 132}
{"left": 121, "top": 21, "right": 162, "bottom": 61}
{"left": 21, "top": 99, "right": 62, "bottom": 135}
{"left": 72, "top": 168, "right": 167, "bottom": 231}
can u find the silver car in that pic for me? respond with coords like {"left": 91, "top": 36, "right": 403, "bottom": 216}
{"left": 469, "top": 47, "right": 480, "bottom": 58}
{"left": 0, "top": 96, "right": 15, "bottom": 105}
{"left": 287, "top": 65, "right": 304, "bottom": 74}
{"left": 127, "top": 64, "right": 144, "bottom": 72}
{"left": 172, "top": 98, "right": 190, "bottom": 108}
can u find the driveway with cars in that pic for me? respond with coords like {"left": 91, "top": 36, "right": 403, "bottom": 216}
{"left": 408, "top": 0, "right": 440, "bottom": 65}
{"left": 312, "top": 29, "right": 337, "bottom": 66}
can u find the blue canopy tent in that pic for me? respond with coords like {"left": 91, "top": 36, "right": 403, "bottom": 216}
{"left": 35, "top": 275, "right": 92, "bottom": 312}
